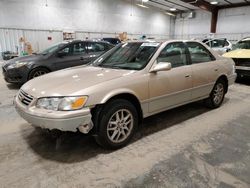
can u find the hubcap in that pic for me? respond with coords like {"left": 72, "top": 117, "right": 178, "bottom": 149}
{"left": 33, "top": 71, "right": 47, "bottom": 78}
{"left": 213, "top": 83, "right": 224, "bottom": 105}
{"left": 107, "top": 109, "right": 133, "bottom": 143}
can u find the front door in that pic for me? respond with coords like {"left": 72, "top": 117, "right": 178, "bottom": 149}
{"left": 149, "top": 42, "right": 193, "bottom": 113}
{"left": 53, "top": 42, "right": 89, "bottom": 70}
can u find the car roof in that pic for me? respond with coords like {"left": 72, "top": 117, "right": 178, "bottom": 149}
{"left": 64, "top": 39, "right": 112, "bottom": 44}
{"left": 241, "top": 37, "right": 250, "bottom": 41}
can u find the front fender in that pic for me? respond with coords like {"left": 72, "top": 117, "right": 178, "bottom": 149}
{"left": 100, "top": 88, "right": 140, "bottom": 104}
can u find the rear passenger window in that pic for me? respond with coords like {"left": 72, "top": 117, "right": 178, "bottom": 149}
{"left": 186, "top": 42, "right": 215, "bottom": 64}
{"left": 87, "top": 43, "right": 105, "bottom": 53}
{"left": 73, "top": 42, "right": 86, "bottom": 55}
{"left": 157, "top": 42, "right": 188, "bottom": 68}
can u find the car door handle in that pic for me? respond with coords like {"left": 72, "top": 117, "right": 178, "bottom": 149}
{"left": 185, "top": 75, "right": 191, "bottom": 78}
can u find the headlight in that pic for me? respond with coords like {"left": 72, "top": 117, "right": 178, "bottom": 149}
{"left": 7, "top": 61, "right": 29, "bottom": 69}
{"left": 36, "top": 96, "right": 88, "bottom": 111}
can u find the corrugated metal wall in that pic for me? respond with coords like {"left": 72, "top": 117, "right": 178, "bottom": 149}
{"left": 0, "top": 28, "right": 63, "bottom": 53}
{"left": 0, "top": 29, "right": 24, "bottom": 53}
{"left": 0, "top": 28, "right": 170, "bottom": 55}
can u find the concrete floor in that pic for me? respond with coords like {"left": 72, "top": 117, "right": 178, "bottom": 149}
{"left": 0, "top": 65, "right": 250, "bottom": 187}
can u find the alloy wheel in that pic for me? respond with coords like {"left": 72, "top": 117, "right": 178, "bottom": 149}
{"left": 107, "top": 109, "right": 134, "bottom": 143}
{"left": 32, "top": 71, "right": 47, "bottom": 78}
{"left": 213, "top": 83, "right": 224, "bottom": 105}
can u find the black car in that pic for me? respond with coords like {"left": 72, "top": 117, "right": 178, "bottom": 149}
{"left": 1, "top": 51, "right": 18, "bottom": 60}
{"left": 102, "top": 38, "right": 121, "bottom": 45}
{"left": 2, "top": 40, "right": 114, "bottom": 84}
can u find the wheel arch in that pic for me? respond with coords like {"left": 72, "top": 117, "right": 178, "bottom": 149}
{"left": 28, "top": 66, "right": 51, "bottom": 78}
{"left": 216, "top": 74, "right": 228, "bottom": 93}
{"left": 91, "top": 90, "right": 144, "bottom": 133}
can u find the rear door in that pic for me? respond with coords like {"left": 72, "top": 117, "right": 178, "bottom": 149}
{"left": 186, "top": 42, "right": 220, "bottom": 100}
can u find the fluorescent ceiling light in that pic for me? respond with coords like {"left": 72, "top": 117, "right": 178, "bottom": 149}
{"left": 142, "top": 0, "right": 149, "bottom": 2}
{"left": 210, "top": 1, "right": 218, "bottom": 5}
{"left": 136, "top": 3, "right": 149, "bottom": 8}
{"left": 170, "top": 8, "right": 177, "bottom": 11}
{"left": 165, "top": 12, "right": 176, "bottom": 17}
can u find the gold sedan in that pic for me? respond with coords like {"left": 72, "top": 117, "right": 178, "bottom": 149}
{"left": 14, "top": 40, "right": 236, "bottom": 149}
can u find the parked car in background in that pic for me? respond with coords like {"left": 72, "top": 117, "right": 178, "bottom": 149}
{"left": 223, "top": 37, "right": 250, "bottom": 78}
{"left": 15, "top": 40, "right": 236, "bottom": 149}
{"left": 202, "top": 38, "right": 232, "bottom": 55}
{"left": 102, "top": 38, "right": 121, "bottom": 45}
{"left": 1, "top": 51, "right": 18, "bottom": 60}
{"left": 2, "top": 40, "right": 114, "bottom": 84}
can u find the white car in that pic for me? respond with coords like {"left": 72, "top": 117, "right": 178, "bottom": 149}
{"left": 203, "top": 38, "right": 232, "bottom": 55}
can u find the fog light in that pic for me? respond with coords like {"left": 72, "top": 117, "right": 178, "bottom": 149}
{"left": 78, "top": 122, "right": 93, "bottom": 134}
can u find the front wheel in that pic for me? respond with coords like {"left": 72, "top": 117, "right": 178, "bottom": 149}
{"left": 28, "top": 68, "right": 49, "bottom": 80}
{"left": 94, "top": 99, "right": 138, "bottom": 149}
{"left": 205, "top": 79, "right": 226, "bottom": 109}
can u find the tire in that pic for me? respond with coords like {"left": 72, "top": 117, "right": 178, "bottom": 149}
{"left": 28, "top": 67, "right": 49, "bottom": 80}
{"left": 94, "top": 99, "right": 138, "bottom": 149}
{"left": 205, "top": 79, "right": 226, "bottom": 109}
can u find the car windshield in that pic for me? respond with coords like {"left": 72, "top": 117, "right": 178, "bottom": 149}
{"left": 38, "top": 42, "right": 68, "bottom": 55}
{"left": 92, "top": 42, "right": 160, "bottom": 70}
{"left": 234, "top": 40, "right": 250, "bottom": 50}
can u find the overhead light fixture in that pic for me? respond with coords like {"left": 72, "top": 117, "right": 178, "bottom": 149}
{"left": 142, "top": 0, "right": 149, "bottom": 2}
{"left": 210, "top": 1, "right": 218, "bottom": 5}
{"left": 136, "top": 3, "right": 149, "bottom": 8}
{"left": 170, "top": 8, "right": 177, "bottom": 11}
{"left": 165, "top": 12, "right": 176, "bottom": 17}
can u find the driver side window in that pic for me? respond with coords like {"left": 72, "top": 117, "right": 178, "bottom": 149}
{"left": 58, "top": 46, "right": 71, "bottom": 56}
{"left": 157, "top": 42, "right": 188, "bottom": 68}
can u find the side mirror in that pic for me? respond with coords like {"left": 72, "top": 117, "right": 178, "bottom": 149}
{"left": 57, "top": 51, "right": 67, "bottom": 57}
{"left": 150, "top": 62, "right": 172, "bottom": 73}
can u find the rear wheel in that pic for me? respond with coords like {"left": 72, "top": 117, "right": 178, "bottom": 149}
{"left": 205, "top": 79, "right": 226, "bottom": 109}
{"left": 94, "top": 99, "right": 138, "bottom": 149}
{"left": 28, "top": 68, "right": 49, "bottom": 80}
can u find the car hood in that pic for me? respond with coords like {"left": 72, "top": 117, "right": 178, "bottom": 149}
{"left": 21, "top": 66, "right": 134, "bottom": 97}
{"left": 4, "top": 54, "right": 44, "bottom": 67}
{"left": 223, "top": 49, "right": 250, "bottom": 58}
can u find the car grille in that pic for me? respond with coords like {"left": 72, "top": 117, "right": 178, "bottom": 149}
{"left": 233, "top": 58, "right": 250, "bottom": 67}
{"left": 18, "top": 90, "right": 34, "bottom": 106}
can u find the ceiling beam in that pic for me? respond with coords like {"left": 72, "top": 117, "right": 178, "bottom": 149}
{"left": 180, "top": 0, "right": 217, "bottom": 12}
{"left": 163, "top": 0, "right": 193, "bottom": 10}
{"left": 218, "top": 2, "right": 250, "bottom": 9}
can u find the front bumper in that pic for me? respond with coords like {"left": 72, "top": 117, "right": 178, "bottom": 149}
{"left": 14, "top": 95, "right": 93, "bottom": 133}
{"left": 236, "top": 66, "right": 250, "bottom": 77}
{"left": 228, "top": 73, "right": 237, "bottom": 85}
{"left": 2, "top": 66, "right": 29, "bottom": 84}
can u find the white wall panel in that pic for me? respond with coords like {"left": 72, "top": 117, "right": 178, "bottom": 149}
{"left": 174, "top": 10, "right": 211, "bottom": 39}
{"left": 24, "top": 30, "right": 63, "bottom": 52}
{"left": 0, "top": 29, "right": 23, "bottom": 52}
{"left": 0, "top": 0, "right": 171, "bottom": 53}
{"left": 0, "top": 0, "right": 171, "bottom": 37}
{"left": 217, "top": 6, "right": 250, "bottom": 34}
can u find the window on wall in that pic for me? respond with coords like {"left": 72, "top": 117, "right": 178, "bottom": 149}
{"left": 186, "top": 42, "right": 215, "bottom": 64}
{"left": 157, "top": 42, "right": 188, "bottom": 68}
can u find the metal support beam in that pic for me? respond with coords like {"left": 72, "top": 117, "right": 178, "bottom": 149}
{"left": 219, "top": 2, "right": 250, "bottom": 9}
{"left": 211, "top": 8, "right": 218, "bottom": 33}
